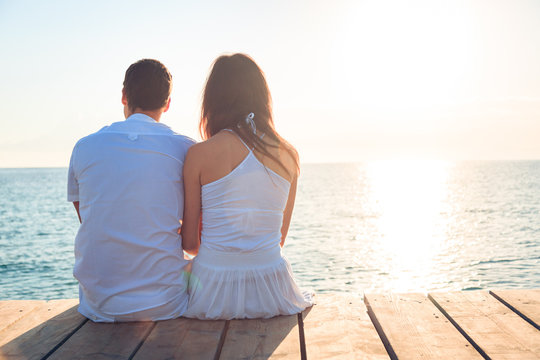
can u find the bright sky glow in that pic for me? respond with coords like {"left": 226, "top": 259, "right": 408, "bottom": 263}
{"left": 1, "top": 0, "right": 539, "bottom": 167}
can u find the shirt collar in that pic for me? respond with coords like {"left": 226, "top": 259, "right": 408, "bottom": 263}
{"left": 126, "top": 113, "right": 158, "bottom": 123}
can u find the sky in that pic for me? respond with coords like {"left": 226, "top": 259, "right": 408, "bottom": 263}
{"left": 1, "top": 0, "right": 539, "bottom": 167}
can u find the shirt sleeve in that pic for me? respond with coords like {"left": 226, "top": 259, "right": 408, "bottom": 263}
{"left": 67, "top": 144, "right": 79, "bottom": 202}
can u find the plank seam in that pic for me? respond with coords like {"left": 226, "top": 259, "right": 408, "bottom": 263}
{"left": 489, "top": 291, "right": 540, "bottom": 330}
{"left": 297, "top": 312, "right": 307, "bottom": 360}
{"left": 363, "top": 296, "right": 398, "bottom": 360}
{"left": 127, "top": 322, "right": 158, "bottom": 360}
{"left": 427, "top": 294, "right": 491, "bottom": 360}
{"left": 40, "top": 317, "right": 88, "bottom": 360}
{"left": 214, "top": 320, "right": 230, "bottom": 360}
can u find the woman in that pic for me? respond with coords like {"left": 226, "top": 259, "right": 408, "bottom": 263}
{"left": 182, "top": 53, "right": 313, "bottom": 319}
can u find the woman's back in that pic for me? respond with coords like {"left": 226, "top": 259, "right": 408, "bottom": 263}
{"left": 201, "top": 130, "right": 291, "bottom": 252}
{"left": 190, "top": 129, "right": 298, "bottom": 251}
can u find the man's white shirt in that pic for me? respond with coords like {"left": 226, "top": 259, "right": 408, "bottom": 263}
{"left": 67, "top": 113, "right": 195, "bottom": 321}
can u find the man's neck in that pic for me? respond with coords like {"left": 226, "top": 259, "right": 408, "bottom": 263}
{"left": 125, "top": 108, "right": 163, "bottom": 122}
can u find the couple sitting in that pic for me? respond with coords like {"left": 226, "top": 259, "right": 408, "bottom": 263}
{"left": 67, "top": 54, "right": 313, "bottom": 322}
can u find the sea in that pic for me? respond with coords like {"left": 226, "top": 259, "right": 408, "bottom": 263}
{"left": 0, "top": 161, "right": 539, "bottom": 300}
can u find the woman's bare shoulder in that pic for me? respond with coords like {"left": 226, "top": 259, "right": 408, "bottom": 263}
{"left": 187, "top": 133, "right": 226, "bottom": 157}
{"left": 184, "top": 140, "right": 215, "bottom": 170}
{"left": 186, "top": 131, "right": 240, "bottom": 168}
{"left": 186, "top": 141, "right": 205, "bottom": 159}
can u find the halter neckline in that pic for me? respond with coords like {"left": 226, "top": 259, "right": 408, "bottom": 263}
{"left": 221, "top": 128, "right": 252, "bottom": 151}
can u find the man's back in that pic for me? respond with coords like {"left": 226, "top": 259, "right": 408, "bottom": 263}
{"left": 68, "top": 113, "right": 194, "bottom": 321}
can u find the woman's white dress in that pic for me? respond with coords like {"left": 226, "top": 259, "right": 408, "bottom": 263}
{"left": 184, "top": 132, "right": 313, "bottom": 319}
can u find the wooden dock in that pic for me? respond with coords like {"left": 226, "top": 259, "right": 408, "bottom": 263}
{"left": 0, "top": 290, "right": 538, "bottom": 359}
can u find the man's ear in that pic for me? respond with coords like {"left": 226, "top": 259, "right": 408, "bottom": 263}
{"left": 121, "top": 88, "right": 128, "bottom": 105}
{"left": 163, "top": 98, "right": 171, "bottom": 113}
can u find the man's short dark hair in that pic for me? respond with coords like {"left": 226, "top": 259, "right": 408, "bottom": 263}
{"left": 123, "top": 59, "right": 172, "bottom": 111}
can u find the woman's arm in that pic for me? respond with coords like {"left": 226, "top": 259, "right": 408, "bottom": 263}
{"left": 280, "top": 175, "right": 298, "bottom": 247}
{"left": 182, "top": 145, "right": 202, "bottom": 255}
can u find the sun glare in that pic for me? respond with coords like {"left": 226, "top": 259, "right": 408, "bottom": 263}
{"left": 332, "top": 1, "right": 475, "bottom": 109}
{"left": 365, "top": 159, "right": 451, "bottom": 291}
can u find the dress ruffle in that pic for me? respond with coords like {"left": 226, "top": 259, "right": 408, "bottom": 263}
{"left": 184, "top": 246, "right": 313, "bottom": 320}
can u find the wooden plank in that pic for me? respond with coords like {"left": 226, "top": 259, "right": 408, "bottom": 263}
{"left": 364, "top": 293, "right": 482, "bottom": 360}
{"left": 48, "top": 320, "right": 155, "bottom": 360}
{"left": 219, "top": 315, "right": 301, "bottom": 359}
{"left": 0, "top": 299, "right": 86, "bottom": 360}
{"left": 302, "top": 294, "right": 389, "bottom": 359}
{"left": 0, "top": 300, "right": 45, "bottom": 334}
{"left": 133, "top": 318, "right": 227, "bottom": 360}
{"left": 429, "top": 291, "right": 540, "bottom": 360}
{"left": 490, "top": 289, "right": 540, "bottom": 330}
{"left": 0, "top": 299, "right": 80, "bottom": 346}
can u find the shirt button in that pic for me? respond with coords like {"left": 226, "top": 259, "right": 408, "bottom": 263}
{"left": 128, "top": 134, "right": 138, "bottom": 141}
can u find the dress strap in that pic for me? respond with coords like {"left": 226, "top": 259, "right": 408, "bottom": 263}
{"left": 222, "top": 129, "right": 252, "bottom": 151}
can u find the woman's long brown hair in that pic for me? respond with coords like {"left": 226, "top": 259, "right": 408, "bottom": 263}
{"left": 200, "top": 53, "right": 298, "bottom": 177}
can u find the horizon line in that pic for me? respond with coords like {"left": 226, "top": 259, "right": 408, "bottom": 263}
{"left": 2, "top": 158, "right": 540, "bottom": 170}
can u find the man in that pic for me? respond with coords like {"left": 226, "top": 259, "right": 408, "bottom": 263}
{"left": 67, "top": 59, "right": 195, "bottom": 322}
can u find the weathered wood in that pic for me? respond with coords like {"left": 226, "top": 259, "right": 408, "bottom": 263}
{"left": 48, "top": 320, "right": 154, "bottom": 360}
{"left": 219, "top": 315, "right": 301, "bottom": 359}
{"left": 0, "top": 300, "right": 45, "bottom": 334}
{"left": 365, "top": 293, "right": 482, "bottom": 360}
{"left": 490, "top": 289, "right": 540, "bottom": 329}
{"left": 1, "top": 291, "right": 539, "bottom": 360}
{"left": 429, "top": 291, "right": 540, "bottom": 360}
{"left": 302, "top": 295, "right": 388, "bottom": 359}
{"left": 133, "top": 317, "right": 227, "bottom": 360}
{"left": 0, "top": 300, "right": 85, "bottom": 360}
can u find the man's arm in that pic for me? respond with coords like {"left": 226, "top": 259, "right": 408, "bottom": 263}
{"left": 73, "top": 201, "right": 81, "bottom": 223}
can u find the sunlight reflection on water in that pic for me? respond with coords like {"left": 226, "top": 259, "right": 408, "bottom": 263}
{"left": 286, "top": 160, "right": 540, "bottom": 295}
{"left": 366, "top": 161, "right": 449, "bottom": 291}
{"left": 364, "top": 160, "right": 450, "bottom": 292}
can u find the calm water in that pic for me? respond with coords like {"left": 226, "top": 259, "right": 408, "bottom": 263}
{"left": 1, "top": 161, "right": 539, "bottom": 300}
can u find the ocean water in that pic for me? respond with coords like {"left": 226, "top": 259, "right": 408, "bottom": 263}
{"left": 0, "top": 161, "right": 539, "bottom": 300}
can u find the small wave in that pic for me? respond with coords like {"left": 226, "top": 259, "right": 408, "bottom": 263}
{"left": 471, "top": 258, "right": 520, "bottom": 266}
{"left": 462, "top": 286, "right": 484, "bottom": 291}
